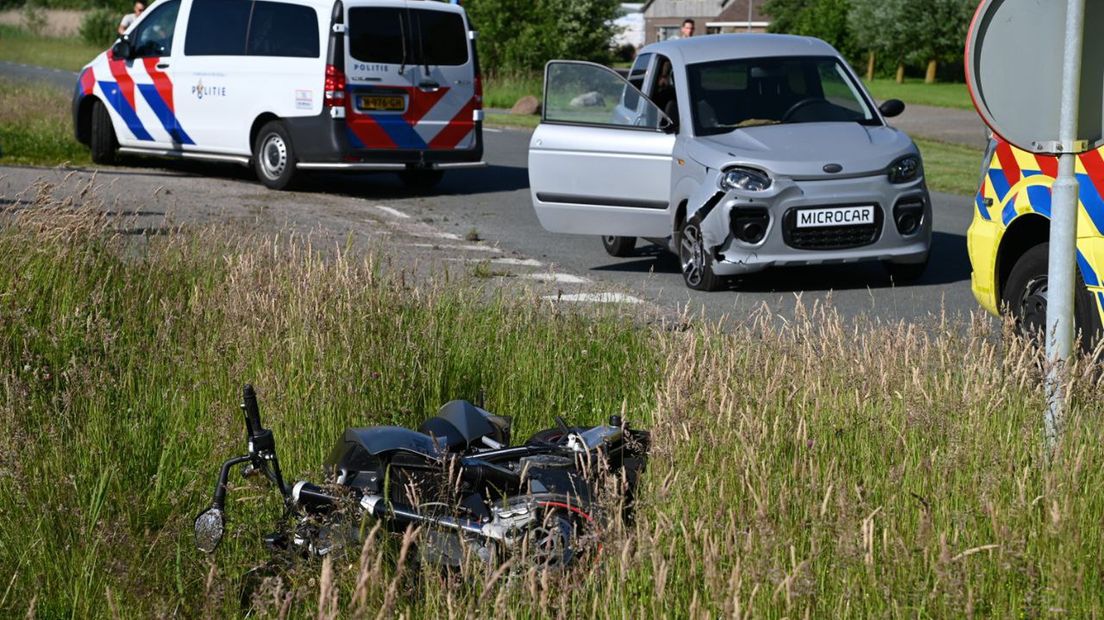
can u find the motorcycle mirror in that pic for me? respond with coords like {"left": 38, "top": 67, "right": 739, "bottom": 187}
{"left": 194, "top": 506, "right": 225, "bottom": 553}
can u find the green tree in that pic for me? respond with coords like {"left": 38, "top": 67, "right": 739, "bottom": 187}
{"left": 902, "top": 0, "right": 975, "bottom": 83}
{"left": 465, "top": 0, "right": 619, "bottom": 74}
{"left": 848, "top": 0, "right": 910, "bottom": 82}
{"left": 764, "top": 0, "right": 857, "bottom": 62}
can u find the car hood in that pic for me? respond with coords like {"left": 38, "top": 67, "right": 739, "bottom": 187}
{"left": 687, "top": 122, "right": 916, "bottom": 178}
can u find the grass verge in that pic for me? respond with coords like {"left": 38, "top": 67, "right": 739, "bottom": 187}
{"left": 0, "top": 76, "right": 90, "bottom": 166}
{"left": 483, "top": 71, "right": 542, "bottom": 109}
{"left": 916, "top": 137, "right": 982, "bottom": 196}
{"left": 864, "top": 78, "right": 972, "bottom": 110}
{"left": 485, "top": 112, "right": 539, "bottom": 129}
{"left": 0, "top": 24, "right": 102, "bottom": 72}
{"left": 4, "top": 178, "right": 1104, "bottom": 618}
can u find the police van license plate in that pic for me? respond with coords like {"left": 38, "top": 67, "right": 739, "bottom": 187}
{"left": 795, "top": 205, "right": 875, "bottom": 228}
{"left": 357, "top": 94, "right": 406, "bottom": 112}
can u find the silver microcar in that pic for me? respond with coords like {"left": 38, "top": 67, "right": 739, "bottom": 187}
{"left": 528, "top": 34, "right": 931, "bottom": 290}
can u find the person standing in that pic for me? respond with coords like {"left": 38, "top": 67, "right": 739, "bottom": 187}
{"left": 679, "top": 18, "right": 695, "bottom": 38}
{"left": 118, "top": 1, "right": 145, "bottom": 35}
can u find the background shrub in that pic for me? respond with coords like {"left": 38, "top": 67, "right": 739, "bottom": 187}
{"left": 79, "top": 7, "right": 117, "bottom": 46}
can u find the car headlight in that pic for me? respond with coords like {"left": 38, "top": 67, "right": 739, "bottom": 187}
{"left": 719, "top": 167, "right": 772, "bottom": 192}
{"left": 888, "top": 155, "right": 921, "bottom": 184}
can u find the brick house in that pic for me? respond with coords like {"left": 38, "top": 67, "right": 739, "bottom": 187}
{"left": 642, "top": 0, "right": 770, "bottom": 44}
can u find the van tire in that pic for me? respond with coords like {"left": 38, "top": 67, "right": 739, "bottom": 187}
{"left": 253, "top": 121, "right": 298, "bottom": 190}
{"left": 399, "top": 166, "right": 444, "bottom": 190}
{"left": 90, "top": 100, "right": 117, "bottom": 165}
{"left": 1001, "top": 242, "right": 1102, "bottom": 352}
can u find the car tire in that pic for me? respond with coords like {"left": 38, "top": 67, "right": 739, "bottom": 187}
{"left": 601, "top": 235, "right": 636, "bottom": 257}
{"left": 677, "top": 218, "right": 723, "bottom": 291}
{"left": 1002, "top": 242, "right": 1102, "bottom": 351}
{"left": 89, "top": 100, "right": 117, "bottom": 165}
{"left": 253, "top": 121, "right": 298, "bottom": 190}
{"left": 884, "top": 254, "right": 929, "bottom": 284}
{"left": 399, "top": 166, "right": 444, "bottom": 190}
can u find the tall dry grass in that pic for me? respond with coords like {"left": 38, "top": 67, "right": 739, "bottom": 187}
{"left": 2, "top": 177, "right": 1104, "bottom": 618}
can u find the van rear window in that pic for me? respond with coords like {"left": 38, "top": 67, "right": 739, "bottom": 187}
{"left": 348, "top": 7, "right": 468, "bottom": 66}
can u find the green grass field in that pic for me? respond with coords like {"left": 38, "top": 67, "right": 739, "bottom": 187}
{"left": 916, "top": 138, "right": 982, "bottom": 196}
{"left": 0, "top": 77, "right": 90, "bottom": 166}
{"left": 0, "top": 24, "right": 102, "bottom": 72}
{"left": 863, "top": 78, "right": 973, "bottom": 110}
{"left": 3, "top": 181, "right": 1104, "bottom": 618}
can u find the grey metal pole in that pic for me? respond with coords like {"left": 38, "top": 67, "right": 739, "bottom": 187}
{"left": 1044, "top": 0, "right": 1087, "bottom": 449}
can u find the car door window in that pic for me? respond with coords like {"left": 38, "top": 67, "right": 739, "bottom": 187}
{"left": 648, "top": 55, "right": 679, "bottom": 126}
{"left": 544, "top": 61, "right": 667, "bottom": 130}
{"left": 622, "top": 53, "right": 651, "bottom": 111}
{"left": 131, "top": 0, "right": 180, "bottom": 58}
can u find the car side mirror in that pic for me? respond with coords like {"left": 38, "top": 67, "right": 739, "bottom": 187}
{"left": 879, "top": 99, "right": 905, "bottom": 118}
{"left": 194, "top": 506, "right": 225, "bottom": 553}
{"left": 111, "top": 38, "right": 132, "bottom": 60}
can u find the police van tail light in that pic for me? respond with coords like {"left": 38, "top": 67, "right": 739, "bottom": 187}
{"left": 474, "top": 74, "right": 483, "bottom": 109}
{"left": 324, "top": 65, "right": 346, "bottom": 107}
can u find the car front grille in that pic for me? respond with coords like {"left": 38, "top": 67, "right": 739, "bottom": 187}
{"left": 782, "top": 205, "right": 883, "bottom": 250}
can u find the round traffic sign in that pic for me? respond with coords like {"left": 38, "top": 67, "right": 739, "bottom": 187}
{"left": 965, "top": 0, "right": 1104, "bottom": 153}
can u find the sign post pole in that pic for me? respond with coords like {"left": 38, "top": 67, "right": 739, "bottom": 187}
{"left": 1044, "top": 0, "right": 1087, "bottom": 450}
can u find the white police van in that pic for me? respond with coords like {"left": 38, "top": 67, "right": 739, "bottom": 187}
{"left": 72, "top": 0, "right": 484, "bottom": 190}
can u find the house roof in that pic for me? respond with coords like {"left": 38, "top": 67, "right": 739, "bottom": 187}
{"left": 642, "top": 0, "right": 768, "bottom": 22}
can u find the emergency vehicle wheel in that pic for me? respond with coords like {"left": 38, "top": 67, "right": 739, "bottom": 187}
{"left": 399, "top": 166, "right": 444, "bottom": 190}
{"left": 90, "top": 100, "right": 117, "bottom": 165}
{"left": 1002, "top": 242, "right": 1102, "bottom": 352}
{"left": 253, "top": 121, "right": 298, "bottom": 190}
{"left": 602, "top": 235, "right": 636, "bottom": 257}
{"left": 678, "top": 218, "right": 723, "bottom": 292}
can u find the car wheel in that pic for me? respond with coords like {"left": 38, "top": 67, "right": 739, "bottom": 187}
{"left": 601, "top": 235, "right": 636, "bottom": 257}
{"left": 1002, "top": 242, "right": 1102, "bottom": 351}
{"left": 90, "top": 100, "right": 117, "bottom": 165}
{"left": 253, "top": 121, "right": 298, "bottom": 190}
{"left": 678, "top": 218, "right": 723, "bottom": 291}
{"left": 399, "top": 166, "right": 444, "bottom": 190}
{"left": 884, "top": 254, "right": 929, "bottom": 284}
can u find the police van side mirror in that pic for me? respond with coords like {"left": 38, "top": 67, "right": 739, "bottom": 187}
{"left": 111, "top": 38, "right": 133, "bottom": 61}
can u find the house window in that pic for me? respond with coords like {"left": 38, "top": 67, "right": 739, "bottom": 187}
{"left": 656, "top": 26, "right": 680, "bottom": 41}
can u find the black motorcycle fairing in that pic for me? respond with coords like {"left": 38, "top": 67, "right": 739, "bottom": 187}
{"left": 419, "top": 400, "right": 511, "bottom": 451}
{"left": 325, "top": 426, "right": 444, "bottom": 474}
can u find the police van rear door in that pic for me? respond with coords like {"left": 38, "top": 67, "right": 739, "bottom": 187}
{"left": 344, "top": 0, "right": 477, "bottom": 152}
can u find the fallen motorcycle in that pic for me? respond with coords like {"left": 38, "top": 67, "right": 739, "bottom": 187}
{"left": 194, "top": 385, "right": 649, "bottom": 569}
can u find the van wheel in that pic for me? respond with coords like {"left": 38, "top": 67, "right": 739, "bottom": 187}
{"left": 399, "top": 166, "right": 444, "bottom": 190}
{"left": 253, "top": 121, "right": 298, "bottom": 190}
{"left": 90, "top": 100, "right": 117, "bottom": 165}
{"left": 602, "top": 236, "right": 636, "bottom": 257}
{"left": 1002, "top": 242, "right": 1102, "bottom": 352}
{"left": 678, "top": 218, "right": 723, "bottom": 291}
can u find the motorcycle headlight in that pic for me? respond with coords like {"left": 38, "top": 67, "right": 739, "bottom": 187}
{"left": 888, "top": 155, "right": 922, "bottom": 184}
{"left": 719, "top": 167, "right": 772, "bottom": 192}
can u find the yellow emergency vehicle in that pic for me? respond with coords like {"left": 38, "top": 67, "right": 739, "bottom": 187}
{"left": 967, "top": 138, "right": 1104, "bottom": 345}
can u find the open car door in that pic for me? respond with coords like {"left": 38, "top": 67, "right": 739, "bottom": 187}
{"left": 528, "top": 61, "right": 675, "bottom": 237}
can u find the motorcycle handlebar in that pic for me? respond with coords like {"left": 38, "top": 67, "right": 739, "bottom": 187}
{"left": 242, "top": 384, "right": 263, "bottom": 439}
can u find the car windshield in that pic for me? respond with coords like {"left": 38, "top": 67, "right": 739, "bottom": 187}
{"left": 686, "top": 56, "right": 877, "bottom": 136}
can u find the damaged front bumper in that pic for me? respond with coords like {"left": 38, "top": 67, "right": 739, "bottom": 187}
{"left": 687, "top": 171, "right": 931, "bottom": 277}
